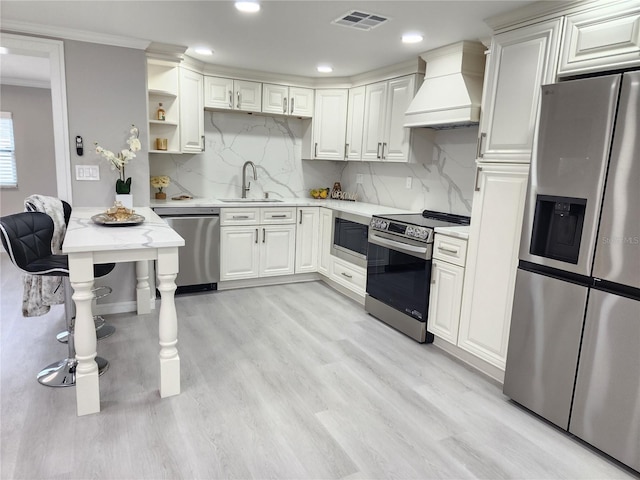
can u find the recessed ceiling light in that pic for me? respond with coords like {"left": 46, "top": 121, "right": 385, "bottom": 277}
{"left": 317, "top": 65, "right": 333, "bottom": 73}
{"left": 235, "top": 1, "right": 260, "bottom": 13}
{"left": 0, "top": 47, "right": 9, "bottom": 55}
{"left": 402, "top": 33, "right": 424, "bottom": 44}
{"left": 194, "top": 47, "right": 213, "bottom": 56}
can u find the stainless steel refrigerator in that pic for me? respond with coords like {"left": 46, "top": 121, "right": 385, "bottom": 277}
{"left": 503, "top": 71, "right": 640, "bottom": 472}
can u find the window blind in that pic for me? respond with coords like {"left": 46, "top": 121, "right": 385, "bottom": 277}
{"left": 0, "top": 112, "right": 18, "bottom": 188}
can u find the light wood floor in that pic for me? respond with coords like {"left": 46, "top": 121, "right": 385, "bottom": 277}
{"left": 1, "top": 253, "right": 636, "bottom": 479}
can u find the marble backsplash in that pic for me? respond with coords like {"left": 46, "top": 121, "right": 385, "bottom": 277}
{"left": 149, "top": 111, "right": 477, "bottom": 215}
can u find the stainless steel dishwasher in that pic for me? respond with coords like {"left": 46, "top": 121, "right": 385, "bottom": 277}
{"left": 154, "top": 206, "right": 220, "bottom": 294}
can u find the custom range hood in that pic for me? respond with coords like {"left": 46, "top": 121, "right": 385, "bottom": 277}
{"left": 404, "top": 41, "right": 486, "bottom": 129}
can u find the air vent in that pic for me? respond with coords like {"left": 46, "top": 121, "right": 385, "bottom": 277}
{"left": 332, "top": 11, "right": 389, "bottom": 30}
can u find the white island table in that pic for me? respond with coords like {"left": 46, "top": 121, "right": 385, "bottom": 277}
{"left": 62, "top": 207, "right": 185, "bottom": 416}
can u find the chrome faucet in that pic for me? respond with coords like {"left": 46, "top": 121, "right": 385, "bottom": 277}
{"left": 241, "top": 161, "right": 257, "bottom": 198}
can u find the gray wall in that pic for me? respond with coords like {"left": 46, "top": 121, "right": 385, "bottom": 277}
{"left": 64, "top": 40, "right": 149, "bottom": 207}
{"left": 0, "top": 85, "right": 57, "bottom": 216}
{"left": 64, "top": 40, "right": 150, "bottom": 305}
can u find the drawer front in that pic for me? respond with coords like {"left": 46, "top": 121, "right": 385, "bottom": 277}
{"left": 331, "top": 256, "right": 366, "bottom": 294}
{"left": 433, "top": 234, "right": 468, "bottom": 267}
{"left": 220, "top": 208, "right": 260, "bottom": 225}
{"left": 260, "top": 207, "right": 296, "bottom": 224}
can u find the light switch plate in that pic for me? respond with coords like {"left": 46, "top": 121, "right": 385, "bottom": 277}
{"left": 405, "top": 177, "right": 412, "bottom": 189}
{"left": 356, "top": 174, "right": 364, "bottom": 184}
{"left": 75, "top": 165, "right": 100, "bottom": 181}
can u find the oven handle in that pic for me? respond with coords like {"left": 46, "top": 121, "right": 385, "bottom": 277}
{"left": 369, "top": 233, "right": 429, "bottom": 259}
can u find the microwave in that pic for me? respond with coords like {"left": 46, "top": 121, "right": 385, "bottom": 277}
{"left": 331, "top": 211, "right": 369, "bottom": 268}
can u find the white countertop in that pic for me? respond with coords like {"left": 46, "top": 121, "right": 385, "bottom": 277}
{"left": 150, "top": 197, "right": 416, "bottom": 219}
{"left": 63, "top": 207, "right": 185, "bottom": 253}
{"left": 434, "top": 225, "right": 470, "bottom": 240}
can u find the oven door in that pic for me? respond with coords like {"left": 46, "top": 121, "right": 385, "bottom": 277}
{"left": 366, "top": 231, "right": 432, "bottom": 321}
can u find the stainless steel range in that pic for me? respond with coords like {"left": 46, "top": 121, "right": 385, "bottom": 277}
{"left": 365, "top": 210, "right": 470, "bottom": 343}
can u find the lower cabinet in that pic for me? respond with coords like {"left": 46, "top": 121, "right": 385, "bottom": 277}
{"left": 457, "top": 163, "right": 529, "bottom": 370}
{"left": 427, "top": 259, "right": 465, "bottom": 345}
{"left": 220, "top": 207, "right": 296, "bottom": 281}
{"left": 330, "top": 256, "right": 366, "bottom": 296}
{"left": 427, "top": 233, "right": 468, "bottom": 345}
{"left": 317, "top": 208, "right": 332, "bottom": 275}
{"left": 295, "top": 207, "right": 319, "bottom": 274}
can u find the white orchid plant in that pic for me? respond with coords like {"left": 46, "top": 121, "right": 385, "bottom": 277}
{"left": 95, "top": 125, "right": 141, "bottom": 194}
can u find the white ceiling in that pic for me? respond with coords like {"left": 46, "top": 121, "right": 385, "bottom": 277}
{"left": 1, "top": 0, "right": 540, "bottom": 81}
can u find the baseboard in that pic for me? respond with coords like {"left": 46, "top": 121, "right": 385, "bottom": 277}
{"left": 320, "top": 275, "right": 365, "bottom": 305}
{"left": 217, "top": 272, "right": 320, "bottom": 291}
{"left": 432, "top": 337, "right": 505, "bottom": 385}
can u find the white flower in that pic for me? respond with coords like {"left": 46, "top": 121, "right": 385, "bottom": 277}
{"left": 128, "top": 137, "right": 141, "bottom": 152}
{"left": 94, "top": 124, "right": 141, "bottom": 182}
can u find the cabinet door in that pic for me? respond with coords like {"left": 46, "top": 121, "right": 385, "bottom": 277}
{"left": 295, "top": 207, "right": 319, "bottom": 274}
{"left": 559, "top": 3, "right": 640, "bottom": 76}
{"left": 289, "top": 87, "right": 314, "bottom": 117}
{"left": 235, "top": 80, "right": 262, "bottom": 112}
{"left": 204, "top": 76, "right": 234, "bottom": 110}
{"left": 262, "top": 83, "right": 289, "bottom": 115}
{"left": 220, "top": 226, "right": 260, "bottom": 280}
{"left": 260, "top": 225, "right": 296, "bottom": 277}
{"left": 480, "top": 19, "right": 562, "bottom": 163}
{"left": 458, "top": 163, "right": 529, "bottom": 370}
{"left": 427, "top": 259, "right": 465, "bottom": 345}
{"left": 312, "top": 89, "right": 348, "bottom": 160}
{"left": 345, "top": 86, "right": 366, "bottom": 160}
{"left": 383, "top": 75, "right": 415, "bottom": 162}
{"left": 179, "top": 68, "right": 204, "bottom": 153}
{"left": 361, "top": 81, "right": 388, "bottom": 161}
{"left": 317, "top": 208, "right": 333, "bottom": 276}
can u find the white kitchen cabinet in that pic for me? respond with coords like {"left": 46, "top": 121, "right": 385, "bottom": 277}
{"left": 179, "top": 67, "right": 204, "bottom": 153}
{"left": 147, "top": 60, "right": 180, "bottom": 154}
{"left": 204, "top": 76, "right": 262, "bottom": 112}
{"left": 305, "top": 89, "right": 348, "bottom": 160}
{"left": 428, "top": 259, "right": 465, "bottom": 345}
{"left": 295, "top": 207, "right": 319, "bottom": 274}
{"left": 361, "top": 75, "right": 417, "bottom": 162}
{"left": 558, "top": 2, "right": 640, "bottom": 76}
{"left": 260, "top": 224, "right": 296, "bottom": 277}
{"left": 458, "top": 163, "right": 529, "bottom": 370}
{"left": 317, "top": 208, "right": 333, "bottom": 276}
{"left": 220, "top": 207, "right": 296, "bottom": 281}
{"left": 330, "top": 256, "right": 366, "bottom": 297}
{"left": 262, "top": 84, "right": 314, "bottom": 117}
{"left": 478, "top": 18, "right": 562, "bottom": 163}
{"left": 345, "top": 86, "right": 366, "bottom": 160}
{"left": 220, "top": 225, "right": 260, "bottom": 280}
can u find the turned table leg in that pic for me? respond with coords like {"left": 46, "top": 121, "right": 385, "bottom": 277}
{"left": 156, "top": 247, "right": 180, "bottom": 397}
{"left": 135, "top": 260, "right": 151, "bottom": 315}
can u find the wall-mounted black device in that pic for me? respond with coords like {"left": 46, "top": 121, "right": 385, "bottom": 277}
{"left": 76, "top": 136, "right": 84, "bottom": 156}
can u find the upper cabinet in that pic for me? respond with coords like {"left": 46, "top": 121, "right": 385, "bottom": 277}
{"left": 558, "top": 2, "right": 640, "bottom": 76}
{"left": 204, "top": 76, "right": 262, "bottom": 112}
{"left": 361, "top": 75, "right": 417, "bottom": 162}
{"left": 179, "top": 67, "right": 204, "bottom": 153}
{"left": 305, "top": 89, "right": 349, "bottom": 160}
{"left": 147, "top": 60, "right": 181, "bottom": 154}
{"left": 478, "top": 18, "right": 562, "bottom": 163}
{"left": 345, "top": 86, "right": 366, "bottom": 160}
{"left": 262, "top": 84, "right": 314, "bottom": 117}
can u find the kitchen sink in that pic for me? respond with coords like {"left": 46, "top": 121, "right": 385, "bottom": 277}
{"left": 218, "top": 198, "right": 283, "bottom": 203}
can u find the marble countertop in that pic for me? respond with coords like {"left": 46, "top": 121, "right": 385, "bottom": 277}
{"left": 150, "top": 197, "right": 416, "bottom": 218}
{"left": 63, "top": 207, "right": 185, "bottom": 253}
{"left": 434, "top": 225, "right": 470, "bottom": 240}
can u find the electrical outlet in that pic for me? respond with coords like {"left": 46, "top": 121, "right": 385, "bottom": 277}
{"left": 76, "top": 165, "right": 100, "bottom": 181}
{"left": 356, "top": 174, "right": 364, "bottom": 184}
{"left": 405, "top": 176, "right": 412, "bottom": 189}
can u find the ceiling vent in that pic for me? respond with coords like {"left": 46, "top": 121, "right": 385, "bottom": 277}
{"left": 332, "top": 11, "right": 389, "bottom": 30}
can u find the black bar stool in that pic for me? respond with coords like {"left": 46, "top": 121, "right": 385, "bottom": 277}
{"left": 0, "top": 211, "right": 113, "bottom": 387}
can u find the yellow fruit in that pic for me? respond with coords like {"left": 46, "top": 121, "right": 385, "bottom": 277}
{"left": 320, "top": 190, "right": 328, "bottom": 198}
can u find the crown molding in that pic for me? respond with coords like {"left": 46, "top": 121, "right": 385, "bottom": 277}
{"left": 0, "top": 20, "right": 150, "bottom": 50}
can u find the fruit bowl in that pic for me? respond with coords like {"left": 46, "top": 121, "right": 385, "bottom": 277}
{"left": 310, "top": 188, "right": 330, "bottom": 199}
